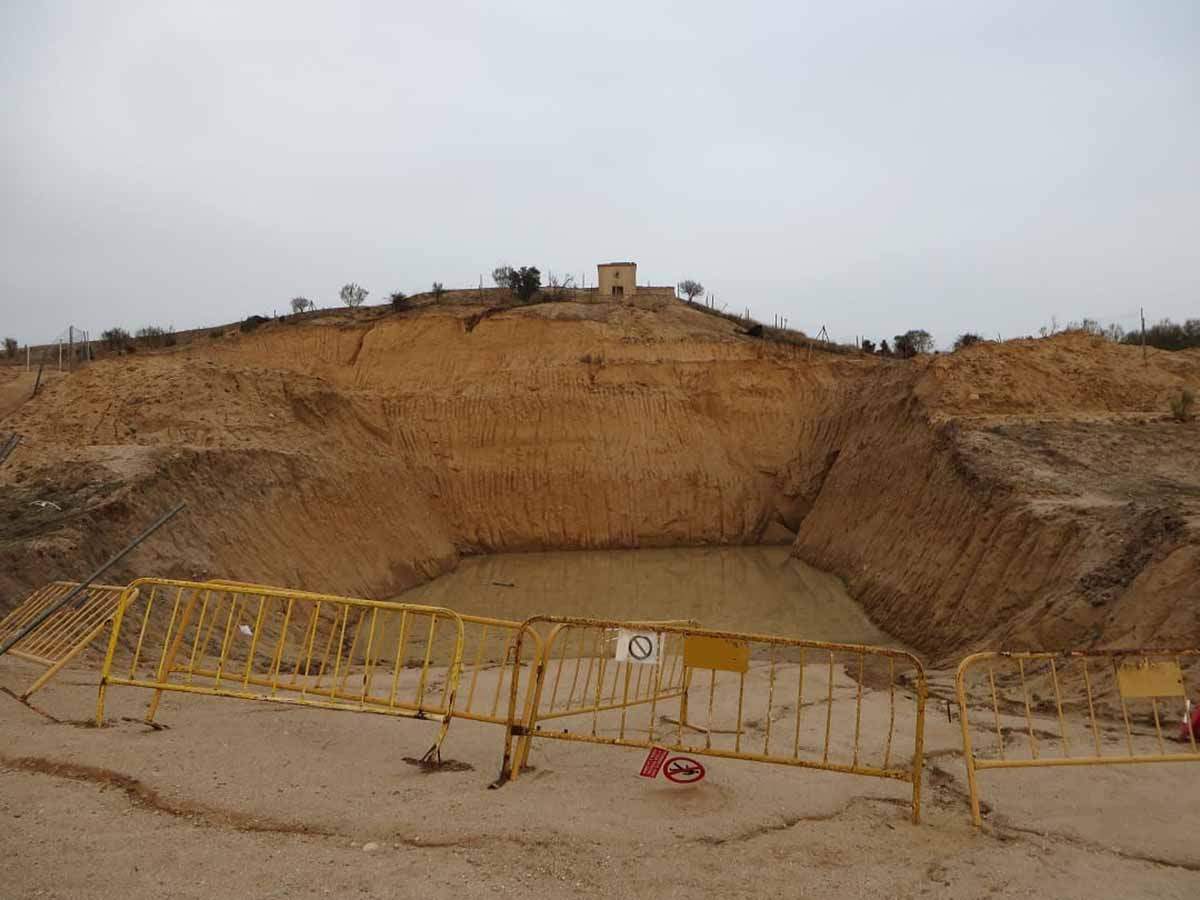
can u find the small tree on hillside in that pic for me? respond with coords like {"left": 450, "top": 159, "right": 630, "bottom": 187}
{"left": 492, "top": 266, "right": 515, "bottom": 289}
{"left": 1102, "top": 323, "right": 1125, "bottom": 342}
{"left": 860, "top": 338, "right": 876, "bottom": 354}
{"left": 1122, "top": 317, "right": 1200, "bottom": 352}
{"left": 894, "top": 329, "right": 934, "bottom": 358}
{"left": 389, "top": 291, "right": 409, "bottom": 310}
{"left": 677, "top": 279, "right": 704, "bottom": 303}
{"left": 511, "top": 266, "right": 541, "bottom": 301}
{"left": 431, "top": 282, "right": 445, "bottom": 301}
{"left": 340, "top": 283, "right": 368, "bottom": 309}
{"left": 102, "top": 327, "right": 131, "bottom": 351}
{"left": 3, "top": 337, "right": 17, "bottom": 358}
{"left": 290, "top": 296, "right": 312, "bottom": 314}
{"left": 878, "top": 339, "right": 892, "bottom": 357}
{"left": 953, "top": 333, "right": 984, "bottom": 351}
{"left": 546, "top": 272, "right": 576, "bottom": 300}
{"left": 137, "top": 325, "right": 167, "bottom": 347}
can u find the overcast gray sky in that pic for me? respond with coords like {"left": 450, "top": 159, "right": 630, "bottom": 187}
{"left": 2, "top": 1, "right": 1196, "bottom": 348}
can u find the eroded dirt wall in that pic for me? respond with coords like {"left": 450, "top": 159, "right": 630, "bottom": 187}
{"left": 2, "top": 305, "right": 1197, "bottom": 656}
{"left": 0, "top": 302, "right": 861, "bottom": 605}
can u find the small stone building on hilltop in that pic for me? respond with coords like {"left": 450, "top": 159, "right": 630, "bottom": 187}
{"left": 597, "top": 262, "right": 637, "bottom": 299}
{"left": 595, "top": 262, "right": 675, "bottom": 301}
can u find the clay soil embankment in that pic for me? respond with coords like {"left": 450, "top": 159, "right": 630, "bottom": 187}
{"left": 1, "top": 297, "right": 1197, "bottom": 655}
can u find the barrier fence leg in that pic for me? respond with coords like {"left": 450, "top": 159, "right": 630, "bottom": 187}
{"left": 509, "top": 630, "right": 551, "bottom": 781}
{"left": 514, "top": 675, "right": 549, "bottom": 779}
{"left": 420, "top": 716, "right": 452, "bottom": 764}
{"left": 95, "top": 593, "right": 135, "bottom": 726}
{"left": 912, "top": 683, "right": 926, "bottom": 825}
{"left": 145, "top": 592, "right": 199, "bottom": 723}
{"left": 956, "top": 673, "right": 983, "bottom": 827}
{"left": 678, "top": 666, "right": 693, "bottom": 732}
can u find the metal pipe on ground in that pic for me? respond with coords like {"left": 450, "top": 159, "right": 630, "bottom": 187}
{"left": 0, "top": 434, "right": 19, "bottom": 466}
{"left": 0, "top": 502, "right": 187, "bottom": 661}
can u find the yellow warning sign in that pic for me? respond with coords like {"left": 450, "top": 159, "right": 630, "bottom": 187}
{"left": 684, "top": 635, "right": 749, "bottom": 673}
{"left": 1117, "top": 661, "right": 1185, "bottom": 698}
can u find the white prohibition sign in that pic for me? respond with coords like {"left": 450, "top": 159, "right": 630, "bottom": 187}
{"left": 615, "top": 628, "right": 661, "bottom": 666}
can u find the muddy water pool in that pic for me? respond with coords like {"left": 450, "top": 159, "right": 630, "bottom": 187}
{"left": 397, "top": 546, "right": 898, "bottom": 647}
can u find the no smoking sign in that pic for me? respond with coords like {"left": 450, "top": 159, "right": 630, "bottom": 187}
{"left": 615, "top": 629, "right": 661, "bottom": 665}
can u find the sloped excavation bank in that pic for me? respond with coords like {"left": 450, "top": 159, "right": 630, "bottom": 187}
{"left": 1, "top": 303, "right": 1197, "bottom": 657}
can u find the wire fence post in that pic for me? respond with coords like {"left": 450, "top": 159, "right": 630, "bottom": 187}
{"left": 1141, "top": 307, "right": 1147, "bottom": 366}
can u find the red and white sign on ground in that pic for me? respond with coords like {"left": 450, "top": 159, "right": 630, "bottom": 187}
{"left": 663, "top": 756, "right": 706, "bottom": 784}
{"left": 639, "top": 746, "right": 669, "bottom": 778}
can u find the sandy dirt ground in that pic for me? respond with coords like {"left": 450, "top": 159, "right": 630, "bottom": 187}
{"left": 2, "top": 654, "right": 1198, "bottom": 899}
{"left": 0, "top": 369, "right": 43, "bottom": 421}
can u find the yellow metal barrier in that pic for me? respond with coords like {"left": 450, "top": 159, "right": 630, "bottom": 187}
{"left": 97, "top": 578, "right": 466, "bottom": 757}
{"left": 449, "top": 613, "right": 545, "bottom": 726}
{"left": 202, "top": 580, "right": 545, "bottom": 728}
{"left": 0, "top": 581, "right": 130, "bottom": 698}
{"left": 498, "top": 616, "right": 928, "bottom": 823}
{"left": 956, "top": 649, "right": 1200, "bottom": 826}
{"left": 203, "top": 583, "right": 688, "bottom": 733}
{"left": 517, "top": 619, "right": 693, "bottom": 728}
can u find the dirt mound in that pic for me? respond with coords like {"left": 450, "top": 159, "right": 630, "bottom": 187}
{"left": 791, "top": 334, "right": 1200, "bottom": 657}
{"left": 1, "top": 305, "right": 1197, "bottom": 657}
{"left": 915, "top": 332, "right": 1200, "bottom": 418}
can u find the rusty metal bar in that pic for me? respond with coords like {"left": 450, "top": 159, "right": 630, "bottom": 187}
{"left": 0, "top": 503, "right": 186, "bottom": 661}
{"left": 1081, "top": 657, "right": 1102, "bottom": 757}
{"left": 1017, "top": 657, "right": 1038, "bottom": 759}
{"left": 764, "top": 644, "right": 777, "bottom": 755}
{"left": 852, "top": 651, "right": 865, "bottom": 768}
{"left": 822, "top": 650, "right": 834, "bottom": 765}
{"left": 1049, "top": 658, "right": 1070, "bottom": 758}
{"left": 883, "top": 657, "right": 896, "bottom": 770}
{"left": 793, "top": 647, "right": 806, "bottom": 759}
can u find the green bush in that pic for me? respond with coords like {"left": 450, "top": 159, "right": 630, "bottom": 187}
{"left": 1123, "top": 318, "right": 1200, "bottom": 351}
{"left": 240, "top": 315, "right": 268, "bottom": 333}
{"left": 137, "top": 325, "right": 168, "bottom": 347}
{"left": 101, "top": 327, "right": 131, "bottom": 351}
{"left": 894, "top": 329, "right": 934, "bottom": 358}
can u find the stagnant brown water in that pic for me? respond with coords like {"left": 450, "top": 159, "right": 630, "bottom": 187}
{"left": 397, "top": 546, "right": 899, "bottom": 647}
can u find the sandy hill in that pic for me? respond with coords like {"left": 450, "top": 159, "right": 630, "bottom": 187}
{"left": 1, "top": 297, "right": 1197, "bottom": 658}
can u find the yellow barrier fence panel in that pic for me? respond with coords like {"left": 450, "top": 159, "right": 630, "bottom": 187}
{"left": 517, "top": 618, "right": 695, "bottom": 729}
{"left": 202, "top": 580, "right": 547, "bottom": 729}
{"left": 449, "top": 614, "right": 546, "bottom": 726}
{"left": 956, "top": 649, "right": 1200, "bottom": 827}
{"left": 0, "top": 581, "right": 130, "bottom": 698}
{"left": 97, "top": 578, "right": 466, "bottom": 758}
{"left": 498, "top": 616, "right": 928, "bottom": 824}
{"left": 199, "top": 583, "right": 692, "bottom": 734}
